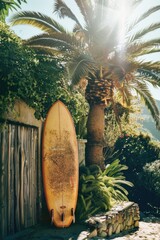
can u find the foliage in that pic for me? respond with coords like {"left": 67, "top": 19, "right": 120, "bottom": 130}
{"left": 114, "top": 133, "right": 160, "bottom": 171}
{"left": 104, "top": 100, "right": 142, "bottom": 147}
{"left": 75, "top": 115, "right": 87, "bottom": 139}
{"left": 131, "top": 159, "right": 160, "bottom": 213}
{"left": 0, "top": 0, "right": 27, "bottom": 22}
{"left": 142, "top": 160, "right": 160, "bottom": 199}
{"left": 114, "top": 133, "right": 160, "bottom": 212}
{"left": 76, "top": 159, "right": 133, "bottom": 221}
{"left": 0, "top": 22, "right": 36, "bottom": 118}
{"left": 0, "top": 22, "right": 88, "bottom": 127}
{"left": 65, "top": 91, "right": 89, "bottom": 126}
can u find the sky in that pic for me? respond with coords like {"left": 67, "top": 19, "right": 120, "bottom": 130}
{"left": 6, "top": 0, "right": 160, "bottom": 100}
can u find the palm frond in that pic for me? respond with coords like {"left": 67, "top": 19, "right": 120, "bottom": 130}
{"left": 54, "top": 0, "right": 83, "bottom": 29}
{"left": 9, "top": 11, "right": 66, "bottom": 33}
{"left": 137, "top": 69, "right": 160, "bottom": 83}
{"left": 128, "top": 5, "right": 160, "bottom": 32}
{"left": 131, "top": 60, "right": 160, "bottom": 72}
{"left": 117, "top": 83, "right": 133, "bottom": 106}
{"left": 132, "top": 0, "right": 143, "bottom": 7}
{"left": 129, "top": 22, "right": 160, "bottom": 43}
{"left": 126, "top": 38, "right": 160, "bottom": 56}
{"left": 24, "top": 44, "right": 65, "bottom": 57}
{"left": 69, "top": 54, "right": 97, "bottom": 85}
{"left": 27, "top": 31, "right": 81, "bottom": 50}
{"left": 26, "top": 36, "right": 77, "bottom": 53}
{"left": 131, "top": 48, "right": 160, "bottom": 59}
{"left": 132, "top": 79, "right": 160, "bottom": 129}
{"left": 74, "top": 0, "right": 94, "bottom": 27}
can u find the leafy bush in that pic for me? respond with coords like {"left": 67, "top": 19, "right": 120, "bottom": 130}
{"left": 0, "top": 22, "right": 36, "bottom": 117}
{"left": 76, "top": 160, "right": 133, "bottom": 221}
{"left": 114, "top": 133, "right": 160, "bottom": 171}
{"left": 114, "top": 133, "right": 160, "bottom": 212}
{"left": 142, "top": 160, "right": 160, "bottom": 198}
{"left": 0, "top": 22, "right": 88, "bottom": 125}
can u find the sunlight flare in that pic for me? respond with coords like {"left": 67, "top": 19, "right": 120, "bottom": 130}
{"left": 117, "top": 0, "right": 130, "bottom": 45}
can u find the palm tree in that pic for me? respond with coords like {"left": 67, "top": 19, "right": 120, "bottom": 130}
{"left": 10, "top": 0, "right": 160, "bottom": 169}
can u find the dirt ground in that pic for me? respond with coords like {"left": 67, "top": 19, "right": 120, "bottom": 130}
{"left": 109, "top": 215, "right": 160, "bottom": 240}
{"left": 5, "top": 214, "right": 160, "bottom": 240}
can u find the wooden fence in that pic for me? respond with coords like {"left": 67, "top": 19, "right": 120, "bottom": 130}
{"left": 0, "top": 121, "right": 42, "bottom": 239}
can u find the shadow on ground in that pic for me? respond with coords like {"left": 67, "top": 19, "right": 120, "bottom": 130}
{"left": 6, "top": 223, "right": 89, "bottom": 240}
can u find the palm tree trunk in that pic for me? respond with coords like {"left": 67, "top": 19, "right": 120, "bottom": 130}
{"left": 85, "top": 104, "right": 105, "bottom": 170}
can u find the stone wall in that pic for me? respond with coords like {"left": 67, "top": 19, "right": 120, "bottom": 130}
{"left": 86, "top": 202, "right": 140, "bottom": 238}
{"left": 4, "top": 99, "right": 42, "bottom": 129}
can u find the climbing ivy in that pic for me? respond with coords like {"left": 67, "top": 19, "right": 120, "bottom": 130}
{"left": 0, "top": 22, "right": 88, "bottom": 125}
{"left": 0, "top": 22, "right": 37, "bottom": 118}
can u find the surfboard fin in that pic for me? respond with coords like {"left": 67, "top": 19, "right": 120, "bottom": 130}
{"left": 51, "top": 209, "right": 54, "bottom": 225}
{"left": 71, "top": 208, "right": 75, "bottom": 223}
{"left": 61, "top": 212, "right": 65, "bottom": 222}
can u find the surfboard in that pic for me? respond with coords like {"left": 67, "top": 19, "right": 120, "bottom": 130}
{"left": 42, "top": 100, "right": 79, "bottom": 227}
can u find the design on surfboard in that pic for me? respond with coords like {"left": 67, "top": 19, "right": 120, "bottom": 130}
{"left": 43, "top": 130, "right": 77, "bottom": 191}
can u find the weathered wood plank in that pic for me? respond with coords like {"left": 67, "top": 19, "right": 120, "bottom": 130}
{"left": 7, "top": 124, "right": 11, "bottom": 234}
{"left": 10, "top": 124, "right": 15, "bottom": 234}
{"left": 0, "top": 126, "right": 9, "bottom": 238}
{"left": 30, "top": 128, "right": 33, "bottom": 226}
{"left": 33, "top": 128, "right": 38, "bottom": 225}
{"left": 14, "top": 125, "right": 20, "bottom": 232}
{"left": 24, "top": 126, "right": 28, "bottom": 229}
{"left": 0, "top": 122, "right": 40, "bottom": 238}
{"left": 20, "top": 126, "right": 25, "bottom": 228}
{"left": 26, "top": 127, "right": 31, "bottom": 227}
{"left": 36, "top": 127, "right": 42, "bottom": 222}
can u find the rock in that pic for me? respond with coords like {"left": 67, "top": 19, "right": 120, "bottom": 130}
{"left": 127, "top": 215, "right": 133, "bottom": 226}
{"left": 134, "top": 221, "right": 139, "bottom": 228}
{"left": 120, "top": 223, "right": 124, "bottom": 231}
{"left": 99, "top": 231, "right": 107, "bottom": 237}
{"left": 108, "top": 224, "right": 113, "bottom": 236}
{"left": 88, "top": 229, "right": 97, "bottom": 238}
{"left": 113, "top": 221, "right": 119, "bottom": 232}
{"left": 115, "top": 224, "right": 121, "bottom": 234}
{"left": 134, "top": 216, "right": 140, "bottom": 221}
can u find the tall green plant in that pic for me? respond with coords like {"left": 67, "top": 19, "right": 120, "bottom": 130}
{"left": 76, "top": 160, "right": 133, "bottom": 221}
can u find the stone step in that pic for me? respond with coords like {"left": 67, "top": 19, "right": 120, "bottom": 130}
{"left": 86, "top": 201, "right": 140, "bottom": 238}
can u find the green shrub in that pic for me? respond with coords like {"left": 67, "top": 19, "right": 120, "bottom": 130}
{"left": 76, "top": 160, "right": 133, "bottom": 221}
{"left": 114, "top": 133, "right": 160, "bottom": 212}
{"left": 114, "top": 133, "right": 160, "bottom": 171}
{"left": 142, "top": 160, "right": 160, "bottom": 198}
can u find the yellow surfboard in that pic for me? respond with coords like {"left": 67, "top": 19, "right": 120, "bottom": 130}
{"left": 42, "top": 100, "right": 79, "bottom": 227}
